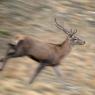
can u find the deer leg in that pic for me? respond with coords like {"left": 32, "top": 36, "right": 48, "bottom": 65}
{"left": 0, "top": 52, "right": 17, "bottom": 71}
{"left": 29, "top": 63, "right": 46, "bottom": 84}
{"left": 53, "top": 66, "right": 64, "bottom": 82}
{"left": 0, "top": 45, "right": 13, "bottom": 71}
{"left": 0, "top": 46, "right": 24, "bottom": 71}
{"left": 8, "top": 43, "right": 16, "bottom": 50}
{"left": 0, "top": 43, "right": 16, "bottom": 62}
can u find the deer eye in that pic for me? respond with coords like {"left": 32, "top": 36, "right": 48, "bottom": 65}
{"left": 74, "top": 37, "right": 78, "bottom": 40}
{"left": 74, "top": 38, "right": 77, "bottom": 40}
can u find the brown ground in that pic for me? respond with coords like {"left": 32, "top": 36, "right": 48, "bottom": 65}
{"left": 0, "top": 0, "right": 95, "bottom": 95}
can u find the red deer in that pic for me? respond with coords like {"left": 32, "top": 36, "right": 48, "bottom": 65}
{"left": 0, "top": 18, "right": 85, "bottom": 84}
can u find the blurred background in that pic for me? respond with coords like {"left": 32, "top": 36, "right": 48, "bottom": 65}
{"left": 0, "top": 0, "right": 95, "bottom": 95}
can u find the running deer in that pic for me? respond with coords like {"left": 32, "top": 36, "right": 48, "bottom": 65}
{"left": 0, "top": 18, "right": 85, "bottom": 84}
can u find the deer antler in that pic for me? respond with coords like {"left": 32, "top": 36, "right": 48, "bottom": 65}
{"left": 55, "top": 18, "right": 77, "bottom": 37}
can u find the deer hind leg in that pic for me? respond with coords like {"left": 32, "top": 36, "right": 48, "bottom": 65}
{"left": 0, "top": 44, "right": 13, "bottom": 71}
{"left": 29, "top": 63, "right": 46, "bottom": 84}
{"left": 0, "top": 45, "right": 24, "bottom": 71}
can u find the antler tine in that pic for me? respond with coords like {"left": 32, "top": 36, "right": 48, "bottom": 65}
{"left": 54, "top": 18, "right": 78, "bottom": 37}
{"left": 54, "top": 18, "right": 66, "bottom": 32}
{"left": 70, "top": 29, "right": 73, "bottom": 34}
{"left": 73, "top": 29, "right": 77, "bottom": 34}
{"left": 54, "top": 18, "right": 70, "bottom": 35}
{"left": 54, "top": 18, "right": 64, "bottom": 31}
{"left": 70, "top": 29, "right": 77, "bottom": 37}
{"left": 75, "top": 29, "right": 77, "bottom": 33}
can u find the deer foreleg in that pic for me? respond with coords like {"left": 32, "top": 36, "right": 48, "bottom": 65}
{"left": 53, "top": 66, "right": 64, "bottom": 82}
{"left": 29, "top": 63, "right": 46, "bottom": 84}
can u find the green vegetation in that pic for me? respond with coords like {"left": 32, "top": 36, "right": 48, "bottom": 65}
{"left": 0, "top": 30, "right": 10, "bottom": 37}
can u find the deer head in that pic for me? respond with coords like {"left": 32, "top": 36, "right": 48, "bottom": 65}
{"left": 55, "top": 18, "right": 85, "bottom": 45}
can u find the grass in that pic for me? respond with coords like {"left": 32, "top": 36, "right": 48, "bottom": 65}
{"left": 0, "top": 30, "right": 11, "bottom": 37}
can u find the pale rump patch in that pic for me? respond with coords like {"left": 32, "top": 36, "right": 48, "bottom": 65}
{"left": 10, "top": 34, "right": 27, "bottom": 45}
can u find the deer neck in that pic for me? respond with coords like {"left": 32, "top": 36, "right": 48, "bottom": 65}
{"left": 59, "top": 37, "right": 72, "bottom": 58}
